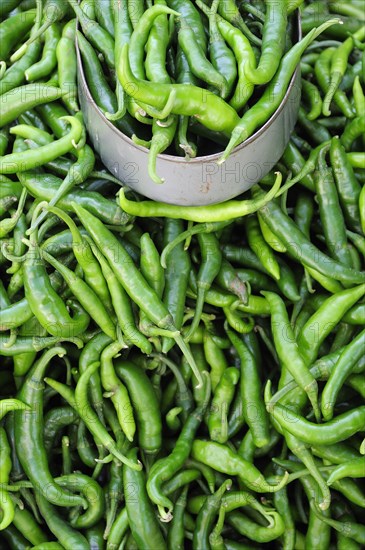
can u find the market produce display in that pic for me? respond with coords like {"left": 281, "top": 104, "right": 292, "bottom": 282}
{"left": 1, "top": 0, "right": 365, "bottom": 549}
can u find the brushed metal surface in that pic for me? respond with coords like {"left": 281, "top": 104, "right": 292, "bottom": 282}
{"left": 76, "top": 16, "right": 301, "bottom": 206}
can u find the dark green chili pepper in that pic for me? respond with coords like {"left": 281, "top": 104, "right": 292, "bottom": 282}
{"left": 115, "top": 360, "right": 162, "bottom": 455}
{"left": 281, "top": 139, "right": 316, "bottom": 192}
{"left": 124, "top": 448, "right": 167, "bottom": 550}
{"left": 207, "top": 367, "right": 239, "bottom": 444}
{"left": 254, "top": 187, "right": 365, "bottom": 286}
{"left": 43, "top": 405, "right": 79, "bottom": 454}
{"left": 167, "top": 485, "right": 189, "bottom": 550}
{"left": 191, "top": 439, "right": 288, "bottom": 493}
{"left": 314, "top": 146, "right": 353, "bottom": 267}
{"left": 15, "top": 347, "right": 85, "bottom": 508}
{"left": 68, "top": 0, "right": 115, "bottom": 69}
{"left": 77, "top": 420, "right": 98, "bottom": 468}
{"left": 226, "top": 327, "right": 270, "bottom": 447}
{"left": 1, "top": 523, "right": 30, "bottom": 549}
{"left": 161, "top": 219, "right": 191, "bottom": 353}
{"left": 35, "top": 491, "right": 89, "bottom": 550}
{"left": 193, "top": 479, "right": 232, "bottom": 550}
{"left": 297, "top": 106, "right": 332, "bottom": 145}
{"left": 147, "top": 372, "right": 211, "bottom": 521}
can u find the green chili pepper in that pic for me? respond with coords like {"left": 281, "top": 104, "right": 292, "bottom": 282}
{"left": 314, "top": 146, "right": 353, "bottom": 267}
{"left": 193, "top": 479, "right": 232, "bottom": 550}
{"left": 35, "top": 491, "right": 90, "bottom": 550}
{"left": 0, "top": 428, "right": 15, "bottom": 530}
{"left": 207, "top": 367, "right": 239, "bottom": 444}
{"left": 321, "top": 328, "right": 365, "bottom": 420}
{"left": 191, "top": 439, "right": 289, "bottom": 493}
{"left": 147, "top": 372, "right": 211, "bottom": 520}
{"left": 117, "top": 43, "right": 240, "bottom": 135}
{"left": 255, "top": 187, "right": 365, "bottom": 286}
{"left": 226, "top": 327, "right": 270, "bottom": 447}
{"left": 219, "top": 19, "right": 340, "bottom": 162}
{"left": 41, "top": 249, "right": 116, "bottom": 340}
{"left": 68, "top": 0, "right": 115, "bottom": 69}
{"left": 0, "top": 84, "right": 63, "bottom": 128}
{"left": 100, "top": 342, "right": 135, "bottom": 443}
{"left": 15, "top": 347, "right": 86, "bottom": 508}
{"left": 72, "top": 201, "right": 203, "bottom": 387}
{"left": 115, "top": 360, "right": 162, "bottom": 455}
{"left": 266, "top": 381, "right": 365, "bottom": 445}
{"left": 25, "top": 23, "right": 61, "bottom": 82}
{"left": 297, "top": 284, "right": 365, "bottom": 365}
{"left": 119, "top": 172, "right": 282, "bottom": 222}
{"left": 123, "top": 448, "right": 167, "bottom": 550}
{"left": 245, "top": 0, "right": 287, "bottom": 85}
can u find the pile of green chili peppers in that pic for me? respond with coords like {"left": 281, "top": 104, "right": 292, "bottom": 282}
{"left": 0, "top": 0, "right": 365, "bottom": 549}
